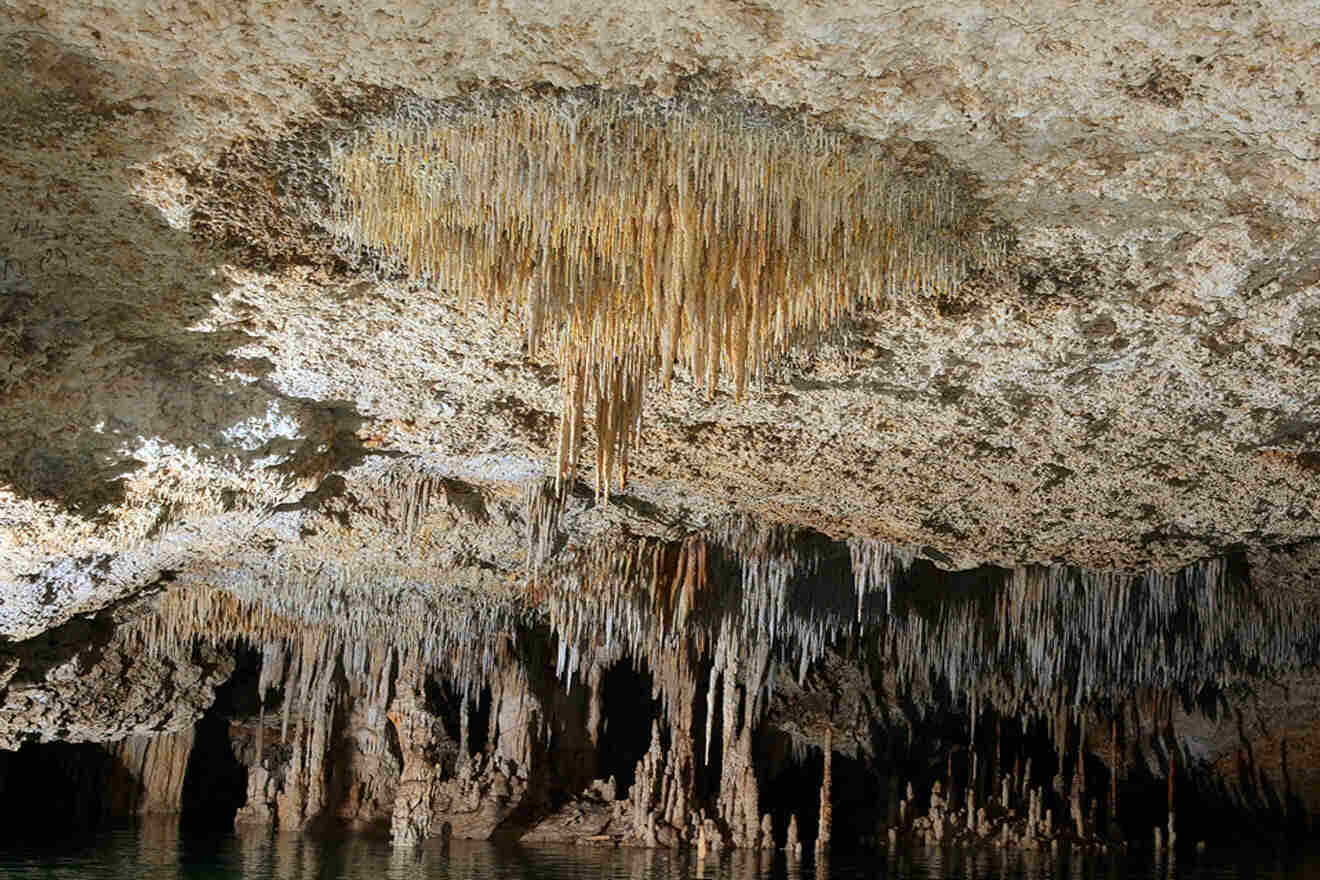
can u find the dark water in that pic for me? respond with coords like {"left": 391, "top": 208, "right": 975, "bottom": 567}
{"left": 1, "top": 824, "right": 1318, "bottom": 880}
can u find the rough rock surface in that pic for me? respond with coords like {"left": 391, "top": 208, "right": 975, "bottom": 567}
{"left": 0, "top": 613, "right": 234, "bottom": 750}
{"left": 2, "top": 0, "right": 1320, "bottom": 850}
{"left": 104, "top": 728, "right": 196, "bottom": 817}
{"left": 2, "top": 0, "right": 1319, "bottom": 620}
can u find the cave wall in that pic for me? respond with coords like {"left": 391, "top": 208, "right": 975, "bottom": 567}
{"left": 5, "top": 519, "right": 1320, "bottom": 850}
{"left": 1, "top": 0, "right": 1319, "bottom": 847}
{"left": 1, "top": 605, "right": 1317, "bottom": 851}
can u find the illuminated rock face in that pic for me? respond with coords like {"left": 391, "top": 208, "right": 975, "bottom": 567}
{"left": 331, "top": 89, "right": 1005, "bottom": 497}
{"left": 1, "top": 0, "right": 1320, "bottom": 846}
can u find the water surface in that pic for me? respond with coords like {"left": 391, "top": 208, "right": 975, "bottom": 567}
{"left": 1, "top": 824, "right": 1317, "bottom": 880}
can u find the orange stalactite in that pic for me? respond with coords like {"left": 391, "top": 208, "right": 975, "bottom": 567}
{"left": 332, "top": 89, "right": 1004, "bottom": 500}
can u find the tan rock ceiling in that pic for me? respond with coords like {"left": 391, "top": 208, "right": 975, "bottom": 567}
{"left": 2, "top": 0, "right": 1319, "bottom": 638}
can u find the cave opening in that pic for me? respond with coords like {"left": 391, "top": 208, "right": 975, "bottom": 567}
{"left": 596, "top": 659, "right": 657, "bottom": 796}
{"left": 0, "top": 741, "right": 111, "bottom": 835}
{"left": 468, "top": 685, "right": 493, "bottom": 758}
{"left": 421, "top": 676, "right": 465, "bottom": 776}
{"left": 180, "top": 645, "right": 258, "bottom": 830}
{"left": 425, "top": 676, "right": 461, "bottom": 743}
{"left": 757, "top": 730, "right": 822, "bottom": 849}
{"left": 826, "top": 749, "right": 885, "bottom": 849}
{"left": 758, "top": 736, "right": 882, "bottom": 851}
{"left": 383, "top": 717, "right": 404, "bottom": 772}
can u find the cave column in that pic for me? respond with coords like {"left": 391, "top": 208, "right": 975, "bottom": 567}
{"left": 388, "top": 659, "right": 444, "bottom": 847}
{"left": 1072, "top": 713, "right": 1086, "bottom": 837}
{"left": 236, "top": 642, "right": 283, "bottom": 828}
{"left": 1109, "top": 714, "right": 1119, "bottom": 839}
{"left": 715, "top": 638, "right": 770, "bottom": 848}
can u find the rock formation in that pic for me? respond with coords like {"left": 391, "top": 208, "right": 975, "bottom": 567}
{"left": 103, "top": 729, "right": 196, "bottom": 818}
{"left": 2, "top": 0, "right": 1320, "bottom": 853}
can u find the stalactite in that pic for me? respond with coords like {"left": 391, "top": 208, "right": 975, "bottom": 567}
{"left": 118, "top": 503, "right": 1320, "bottom": 849}
{"left": 124, "top": 553, "right": 524, "bottom": 706}
{"left": 524, "top": 477, "right": 563, "bottom": 588}
{"left": 848, "top": 537, "right": 917, "bottom": 620}
{"left": 332, "top": 88, "right": 1007, "bottom": 498}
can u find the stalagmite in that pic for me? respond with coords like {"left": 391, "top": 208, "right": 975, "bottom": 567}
{"left": 946, "top": 750, "right": 955, "bottom": 811}
{"left": 786, "top": 814, "right": 802, "bottom": 857}
{"left": 817, "top": 726, "right": 833, "bottom": 852}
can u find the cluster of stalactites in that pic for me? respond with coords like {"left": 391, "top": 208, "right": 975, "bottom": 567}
{"left": 849, "top": 536, "right": 918, "bottom": 620}
{"left": 235, "top": 631, "right": 401, "bottom": 824}
{"left": 126, "top": 567, "right": 523, "bottom": 702}
{"left": 253, "top": 631, "right": 391, "bottom": 750}
{"left": 537, "top": 515, "right": 917, "bottom": 699}
{"left": 369, "top": 461, "right": 485, "bottom": 544}
{"left": 123, "top": 459, "right": 524, "bottom": 694}
{"left": 880, "top": 556, "right": 1319, "bottom": 722}
{"left": 544, "top": 529, "right": 718, "bottom": 690}
{"left": 332, "top": 89, "right": 1007, "bottom": 499}
{"left": 531, "top": 502, "right": 1318, "bottom": 730}
{"left": 130, "top": 503, "right": 1318, "bottom": 762}
{"left": 715, "top": 515, "right": 899, "bottom": 685}
{"left": 524, "top": 477, "right": 563, "bottom": 588}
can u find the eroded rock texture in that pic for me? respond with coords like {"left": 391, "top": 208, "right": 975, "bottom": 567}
{"left": 1, "top": 0, "right": 1319, "bottom": 852}
{"left": 0, "top": 613, "right": 233, "bottom": 750}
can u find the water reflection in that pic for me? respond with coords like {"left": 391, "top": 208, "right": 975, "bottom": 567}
{"left": 1, "top": 826, "right": 1319, "bottom": 880}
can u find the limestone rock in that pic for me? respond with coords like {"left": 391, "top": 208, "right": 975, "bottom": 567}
{"left": 3, "top": 0, "right": 1320, "bottom": 849}
{"left": 0, "top": 616, "right": 233, "bottom": 750}
{"left": 104, "top": 728, "right": 196, "bottom": 817}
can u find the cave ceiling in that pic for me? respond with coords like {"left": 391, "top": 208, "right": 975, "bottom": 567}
{"left": 2, "top": 0, "right": 1319, "bottom": 642}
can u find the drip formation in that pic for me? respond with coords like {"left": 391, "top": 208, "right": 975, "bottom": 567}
{"left": 331, "top": 88, "right": 1007, "bottom": 498}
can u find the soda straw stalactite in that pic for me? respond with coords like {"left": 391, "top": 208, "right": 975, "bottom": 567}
{"left": 332, "top": 88, "right": 1007, "bottom": 499}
